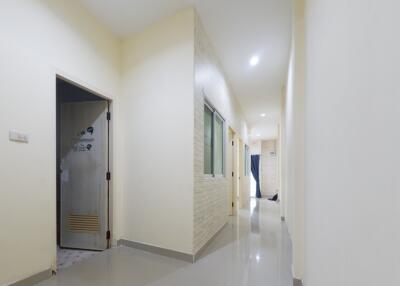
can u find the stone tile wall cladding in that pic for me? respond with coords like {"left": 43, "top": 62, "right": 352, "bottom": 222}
{"left": 193, "top": 14, "right": 229, "bottom": 254}
{"left": 260, "top": 140, "right": 277, "bottom": 197}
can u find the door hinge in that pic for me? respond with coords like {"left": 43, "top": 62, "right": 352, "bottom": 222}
{"left": 106, "top": 230, "right": 111, "bottom": 240}
{"left": 107, "top": 112, "right": 111, "bottom": 121}
{"left": 232, "top": 141, "right": 234, "bottom": 146}
{"left": 232, "top": 171, "right": 234, "bottom": 177}
{"left": 232, "top": 202, "right": 234, "bottom": 207}
{"left": 106, "top": 172, "right": 111, "bottom": 181}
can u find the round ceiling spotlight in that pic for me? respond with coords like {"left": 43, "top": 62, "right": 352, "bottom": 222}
{"left": 260, "top": 113, "right": 266, "bottom": 117}
{"left": 249, "top": 55, "right": 260, "bottom": 66}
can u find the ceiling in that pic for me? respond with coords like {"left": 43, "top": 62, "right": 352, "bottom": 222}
{"left": 79, "top": 0, "right": 292, "bottom": 140}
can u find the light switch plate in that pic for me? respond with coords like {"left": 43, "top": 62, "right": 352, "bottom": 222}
{"left": 9, "top": 130, "right": 29, "bottom": 143}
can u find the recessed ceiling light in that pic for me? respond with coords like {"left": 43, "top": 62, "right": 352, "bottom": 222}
{"left": 260, "top": 113, "right": 266, "bottom": 117}
{"left": 249, "top": 55, "right": 259, "bottom": 66}
{"left": 256, "top": 134, "right": 261, "bottom": 137}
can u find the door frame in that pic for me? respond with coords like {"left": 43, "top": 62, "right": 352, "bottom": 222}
{"left": 237, "top": 138, "right": 244, "bottom": 208}
{"left": 227, "top": 127, "right": 236, "bottom": 215}
{"left": 55, "top": 75, "right": 114, "bottom": 258}
{"left": 227, "top": 127, "right": 243, "bottom": 216}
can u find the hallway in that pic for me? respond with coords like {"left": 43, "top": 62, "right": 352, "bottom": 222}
{"left": 3, "top": 1, "right": 400, "bottom": 285}
{"left": 36, "top": 199, "right": 292, "bottom": 286}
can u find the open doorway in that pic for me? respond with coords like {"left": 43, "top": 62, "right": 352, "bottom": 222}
{"left": 56, "top": 77, "right": 111, "bottom": 269}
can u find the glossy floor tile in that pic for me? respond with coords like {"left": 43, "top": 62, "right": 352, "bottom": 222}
{"left": 36, "top": 199, "right": 292, "bottom": 286}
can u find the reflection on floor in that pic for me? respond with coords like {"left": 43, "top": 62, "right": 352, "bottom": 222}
{"left": 39, "top": 199, "right": 292, "bottom": 286}
{"left": 57, "top": 248, "right": 99, "bottom": 269}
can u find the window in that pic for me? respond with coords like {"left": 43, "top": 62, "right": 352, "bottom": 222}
{"left": 204, "top": 102, "right": 225, "bottom": 176}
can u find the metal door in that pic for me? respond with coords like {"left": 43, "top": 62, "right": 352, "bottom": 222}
{"left": 60, "top": 101, "right": 108, "bottom": 250}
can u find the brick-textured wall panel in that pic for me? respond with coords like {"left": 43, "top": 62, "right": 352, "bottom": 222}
{"left": 193, "top": 14, "right": 229, "bottom": 254}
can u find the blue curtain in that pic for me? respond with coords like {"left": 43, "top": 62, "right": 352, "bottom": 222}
{"left": 251, "top": 155, "right": 262, "bottom": 198}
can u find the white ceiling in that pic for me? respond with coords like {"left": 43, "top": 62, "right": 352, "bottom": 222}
{"left": 79, "top": 0, "right": 292, "bottom": 140}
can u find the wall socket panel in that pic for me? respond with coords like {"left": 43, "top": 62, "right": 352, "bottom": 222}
{"left": 9, "top": 130, "right": 29, "bottom": 143}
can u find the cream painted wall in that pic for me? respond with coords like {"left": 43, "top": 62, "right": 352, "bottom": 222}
{"left": 283, "top": 0, "right": 305, "bottom": 281}
{"left": 120, "top": 9, "right": 194, "bottom": 255}
{"left": 0, "top": 1, "right": 120, "bottom": 285}
{"left": 120, "top": 8, "right": 249, "bottom": 256}
{"left": 304, "top": 0, "right": 400, "bottom": 285}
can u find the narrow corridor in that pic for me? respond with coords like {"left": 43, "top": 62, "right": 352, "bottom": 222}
{"left": 36, "top": 199, "right": 292, "bottom": 286}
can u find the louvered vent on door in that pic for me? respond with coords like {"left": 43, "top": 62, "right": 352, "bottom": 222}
{"left": 68, "top": 214, "right": 100, "bottom": 233}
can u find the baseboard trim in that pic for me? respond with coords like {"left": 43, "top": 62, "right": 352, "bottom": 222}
{"left": 118, "top": 223, "right": 228, "bottom": 264}
{"left": 9, "top": 269, "right": 52, "bottom": 286}
{"left": 293, "top": 278, "right": 303, "bottom": 286}
{"left": 117, "top": 239, "right": 194, "bottom": 263}
{"left": 193, "top": 222, "right": 227, "bottom": 262}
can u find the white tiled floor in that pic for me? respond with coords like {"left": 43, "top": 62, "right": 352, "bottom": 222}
{"left": 38, "top": 199, "right": 292, "bottom": 286}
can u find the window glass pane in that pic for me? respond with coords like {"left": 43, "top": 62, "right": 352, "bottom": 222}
{"left": 204, "top": 106, "right": 213, "bottom": 174}
{"left": 214, "top": 116, "right": 224, "bottom": 175}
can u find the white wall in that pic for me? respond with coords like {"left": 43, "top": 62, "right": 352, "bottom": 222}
{"left": 260, "top": 140, "right": 278, "bottom": 197}
{"left": 283, "top": 0, "right": 305, "bottom": 280}
{"left": 0, "top": 1, "right": 120, "bottom": 285}
{"left": 279, "top": 89, "right": 287, "bottom": 220}
{"left": 193, "top": 13, "right": 250, "bottom": 253}
{"left": 120, "top": 9, "right": 194, "bottom": 255}
{"left": 250, "top": 140, "right": 262, "bottom": 155}
{"left": 304, "top": 0, "right": 400, "bottom": 285}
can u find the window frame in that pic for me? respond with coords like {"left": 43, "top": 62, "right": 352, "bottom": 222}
{"left": 203, "top": 103, "right": 214, "bottom": 176}
{"left": 204, "top": 100, "right": 225, "bottom": 177}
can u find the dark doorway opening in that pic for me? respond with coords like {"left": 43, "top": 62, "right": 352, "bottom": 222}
{"left": 56, "top": 77, "right": 111, "bottom": 269}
